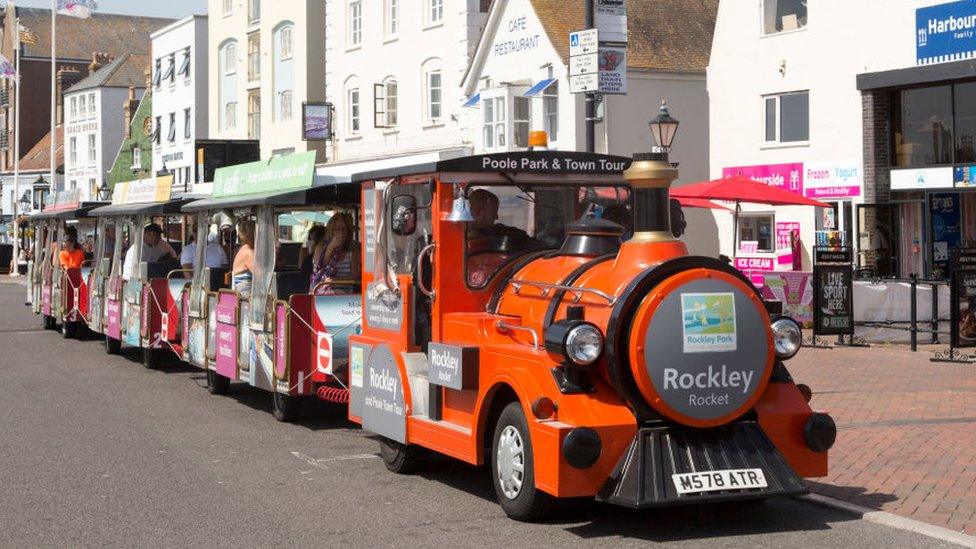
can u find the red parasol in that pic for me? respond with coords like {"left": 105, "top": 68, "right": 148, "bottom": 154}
{"left": 674, "top": 196, "right": 732, "bottom": 211}
{"left": 671, "top": 175, "right": 829, "bottom": 208}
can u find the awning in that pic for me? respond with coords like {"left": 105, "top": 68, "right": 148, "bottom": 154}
{"left": 89, "top": 196, "right": 198, "bottom": 217}
{"left": 462, "top": 92, "right": 481, "bottom": 108}
{"left": 523, "top": 78, "right": 557, "bottom": 97}
{"left": 183, "top": 182, "right": 360, "bottom": 212}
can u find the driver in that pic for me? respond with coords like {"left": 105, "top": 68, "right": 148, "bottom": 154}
{"left": 122, "top": 223, "right": 178, "bottom": 279}
{"left": 468, "top": 189, "right": 532, "bottom": 247}
{"left": 466, "top": 189, "right": 535, "bottom": 287}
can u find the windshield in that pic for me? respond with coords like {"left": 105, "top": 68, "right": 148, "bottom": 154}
{"left": 465, "top": 184, "right": 631, "bottom": 288}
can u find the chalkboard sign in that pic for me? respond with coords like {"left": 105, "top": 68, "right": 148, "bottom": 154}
{"left": 951, "top": 248, "right": 976, "bottom": 349}
{"left": 814, "top": 264, "right": 854, "bottom": 336}
{"left": 814, "top": 248, "right": 852, "bottom": 264}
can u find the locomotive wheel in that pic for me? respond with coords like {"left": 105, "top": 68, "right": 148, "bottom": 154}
{"left": 378, "top": 437, "right": 427, "bottom": 474}
{"left": 491, "top": 402, "right": 553, "bottom": 522}
{"left": 143, "top": 348, "right": 162, "bottom": 369}
{"left": 105, "top": 336, "right": 121, "bottom": 355}
{"left": 206, "top": 370, "right": 230, "bottom": 395}
{"left": 271, "top": 392, "right": 300, "bottom": 422}
{"left": 62, "top": 321, "right": 78, "bottom": 339}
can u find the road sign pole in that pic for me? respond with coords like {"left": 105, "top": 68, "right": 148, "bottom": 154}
{"left": 585, "top": 0, "right": 596, "bottom": 153}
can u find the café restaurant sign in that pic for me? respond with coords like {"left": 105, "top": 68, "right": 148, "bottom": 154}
{"left": 213, "top": 151, "right": 316, "bottom": 198}
{"left": 916, "top": 0, "right": 976, "bottom": 66}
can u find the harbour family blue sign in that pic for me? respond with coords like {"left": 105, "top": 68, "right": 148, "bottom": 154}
{"left": 917, "top": 0, "right": 976, "bottom": 65}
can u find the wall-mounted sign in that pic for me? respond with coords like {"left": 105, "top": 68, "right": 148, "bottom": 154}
{"left": 723, "top": 163, "right": 804, "bottom": 196}
{"left": 916, "top": 0, "right": 976, "bottom": 66}
{"left": 804, "top": 161, "right": 862, "bottom": 199}
{"left": 42, "top": 189, "right": 81, "bottom": 212}
{"left": 953, "top": 165, "right": 976, "bottom": 187}
{"left": 212, "top": 150, "right": 316, "bottom": 197}
{"left": 890, "top": 166, "right": 954, "bottom": 190}
{"left": 110, "top": 175, "right": 173, "bottom": 205}
{"left": 598, "top": 44, "right": 627, "bottom": 94}
{"left": 491, "top": 11, "right": 541, "bottom": 59}
{"left": 594, "top": 0, "right": 627, "bottom": 43}
{"left": 302, "top": 102, "right": 332, "bottom": 141}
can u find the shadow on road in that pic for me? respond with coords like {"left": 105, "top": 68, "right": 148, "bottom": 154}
{"left": 805, "top": 480, "right": 899, "bottom": 511}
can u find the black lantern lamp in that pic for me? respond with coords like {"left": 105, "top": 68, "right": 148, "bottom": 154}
{"left": 648, "top": 100, "right": 680, "bottom": 154}
{"left": 17, "top": 191, "right": 31, "bottom": 213}
{"left": 98, "top": 181, "right": 111, "bottom": 201}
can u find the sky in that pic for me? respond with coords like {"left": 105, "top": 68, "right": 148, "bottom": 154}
{"left": 11, "top": 0, "right": 208, "bottom": 19}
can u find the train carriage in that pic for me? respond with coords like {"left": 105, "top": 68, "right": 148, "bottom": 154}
{"left": 344, "top": 148, "right": 835, "bottom": 520}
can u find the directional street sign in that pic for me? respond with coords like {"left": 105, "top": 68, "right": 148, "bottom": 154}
{"left": 570, "top": 73, "right": 599, "bottom": 94}
{"left": 569, "top": 29, "right": 599, "bottom": 57}
{"left": 570, "top": 52, "right": 598, "bottom": 77}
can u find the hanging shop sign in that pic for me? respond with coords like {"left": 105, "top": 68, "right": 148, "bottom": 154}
{"left": 803, "top": 161, "right": 862, "bottom": 199}
{"left": 302, "top": 102, "right": 333, "bottom": 141}
{"left": 813, "top": 247, "right": 854, "bottom": 336}
{"left": 212, "top": 150, "right": 316, "bottom": 198}
{"left": 594, "top": 0, "right": 627, "bottom": 43}
{"left": 916, "top": 0, "right": 976, "bottom": 66}
{"left": 950, "top": 248, "right": 976, "bottom": 348}
{"left": 722, "top": 163, "right": 804, "bottom": 196}
{"left": 890, "top": 166, "right": 953, "bottom": 190}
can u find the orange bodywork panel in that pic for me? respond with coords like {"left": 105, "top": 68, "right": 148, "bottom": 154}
{"left": 755, "top": 381, "right": 828, "bottom": 478}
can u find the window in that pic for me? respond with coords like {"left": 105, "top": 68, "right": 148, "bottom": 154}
{"left": 482, "top": 96, "right": 505, "bottom": 150}
{"left": 88, "top": 178, "right": 96, "bottom": 198}
{"left": 279, "top": 90, "right": 293, "bottom": 120}
{"left": 153, "top": 58, "right": 162, "bottom": 88}
{"left": 247, "top": 33, "right": 260, "bottom": 81}
{"left": 374, "top": 79, "right": 397, "bottom": 128}
{"left": 247, "top": 91, "right": 260, "bottom": 139}
{"left": 89, "top": 93, "right": 96, "bottom": 118}
{"left": 184, "top": 108, "right": 192, "bottom": 139}
{"left": 87, "top": 134, "right": 95, "bottom": 163}
{"left": 892, "top": 85, "right": 952, "bottom": 167}
{"left": 219, "top": 40, "right": 239, "bottom": 131}
{"left": 69, "top": 136, "right": 77, "bottom": 165}
{"left": 225, "top": 102, "right": 237, "bottom": 130}
{"left": 348, "top": 88, "right": 360, "bottom": 134}
{"left": 543, "top": 81, "right": 559, "bottom": 140}
{"left": 385, "top": 0, "right": 398, "bottom": 36}
{"left": 224, "top": 42, "right": 237, "bottom": 75}
{"left": 168, "top": 112, "right": 176, "bottom": 142}
{"left": 762, "top": 0, "right": 807, "bottom": 35}
{"left": 349, "top": 1, "right": 362, "bottom": 47}
{"left": 223, "top": 0, "right": 232, "bottom": 15}
{"left": 79, "top": 95, "right": 87, "bottom": 118}
{"left": 163, "top": 54, "right": 176, "bottom": 83}
{"left": 513, "top": 96, "right": 530, "bottom": 147}
{"left": 427, "top": 0, "right": 443, "bottom": 25}
{"left": 178, "top": 48, "right": 191, "bottom": 78}
{"left": 154, "top": 115, "right": 161, "bottom": 144}
{"left": 248, "top": 0, "right": 260, "bottom": 24}
{"left": 738, "top": 214, "right": 775, "bottom": 253}
{"left": 69, "top": 97, "right": 77, "bottom": 120}
{"left": 763, "top": 91, "right": 808, "bottom": 144}
{"left": 279, "top": 25, "right": 292, "bottom": 58}
{"left": 132, "top": 145, "right": 141, "bottom": 169}
{"left": 425, "top": 69, "right": 442, "bottom": 123}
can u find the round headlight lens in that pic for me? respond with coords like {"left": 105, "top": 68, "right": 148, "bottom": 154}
{"left": 565, "top": 323, "right": 604, "bottom": 366}
{"left": 771, "top": 317, "right": 802, "bottom": 360}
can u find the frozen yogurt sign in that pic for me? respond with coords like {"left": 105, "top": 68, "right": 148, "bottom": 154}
{"left": 804, "top": 162, "right": 862, "bottom": 199}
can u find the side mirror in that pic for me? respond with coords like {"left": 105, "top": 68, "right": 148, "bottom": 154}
{"left": 391, "top": 194, "right": 417, "bottom": 237}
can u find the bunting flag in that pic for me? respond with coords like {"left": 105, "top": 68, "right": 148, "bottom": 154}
{"left": 18, "top": 23, "right": 38, "bottom": 46}
{"left": 56, "top": 0, "right": 97, "bottom": 18}
{"left": 0, "top": 54, "right": 18, "bottom": 81}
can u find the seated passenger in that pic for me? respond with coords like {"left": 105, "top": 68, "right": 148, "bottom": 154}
{"left": 309, "top": 213, "right": 359, "bottom": 295}
{"left": 299, "top": 224, "right": 326, "bottom": 275}
{"left": 122, "top": 224, "right": 178, "bottom": 280}
{"left": 232, "top": 220, "right": 255, "bottom": 298}
{"left": 58, "top": 228, "right": 85, "bottom": 269}
{"left": 180, "top": 228, "right": 229, "bottom": 274}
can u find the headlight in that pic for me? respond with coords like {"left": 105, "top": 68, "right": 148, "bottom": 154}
{"left": 771, "top": 317, "right": 802, "bottom": 360}
{"left": 565, "top": 323, "right": 604, "bottom": 365}
{"left": 545, "top": 320, "right": 604, "bottom": 366}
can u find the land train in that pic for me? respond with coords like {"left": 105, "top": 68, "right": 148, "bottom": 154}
{"left": 24, "top": 149, "right": 835, "bottom": 521}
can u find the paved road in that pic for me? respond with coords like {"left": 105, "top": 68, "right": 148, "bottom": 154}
{"left": 0, "top": 281, "right": 960, "bottom": 548}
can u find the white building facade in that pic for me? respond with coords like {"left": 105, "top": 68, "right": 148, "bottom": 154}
{"left": 63, "top": 62, "right": 145, "bottom": 202}
{"left": 151, "top": 15, "right": 209, "bottom": 191}
{"left": 706, "top": 0, "right": 976, "bottom": 279}
{"left": 208, "top": 0, "right": 326, "bottom": 160}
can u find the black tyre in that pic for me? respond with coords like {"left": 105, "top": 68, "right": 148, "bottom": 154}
{"left": 43, "top": 315, "right": 55, "bottom": 330}
{"left": 206, "top": 369, "right": 230, "bottom": 395}
{"left": 62, "top": 321, "right": 78, "bottom": 339}
{"left": 491, "top": 401, "right": 554, "bottom": 522}
{"left": 271, "top": 392, "right": 300, "bottom": 422}
{"left": 378, "top": 437, "right": 427, "bottom": 474}
{"left": 142, "top": 348, "right": 163, "bottom": 369}
{"left": 105, "top": 336, "right": 121, "bottom": 355}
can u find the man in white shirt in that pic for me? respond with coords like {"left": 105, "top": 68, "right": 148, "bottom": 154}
{"left": 122, "top": 224, "right": 178, "bottom": 279}
{"left": 180, "top": 231, "right": 229, "bottom": 272}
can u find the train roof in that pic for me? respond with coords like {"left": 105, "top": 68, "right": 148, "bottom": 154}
{"left": 351, "top": 151, "right": 635, "bottom": 185}
{"left": 89, "top": 195, "right": 201, "bottom": 217}
{"left": 31, "top": 201, "right": 108, "bottom": 220}
{"left": 182, "top": 179, "right": 361, "bottom": 212}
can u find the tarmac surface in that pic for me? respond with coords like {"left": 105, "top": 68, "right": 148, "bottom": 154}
{"left": 0, "top": 279, "right": 967, "bottom": 548}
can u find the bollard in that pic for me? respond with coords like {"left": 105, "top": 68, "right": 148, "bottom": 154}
{"left": 910, "top": 274, "right": 918, "bottom": 352}
{"left": 931, "top": 281, "right": 939, "bottom": 344}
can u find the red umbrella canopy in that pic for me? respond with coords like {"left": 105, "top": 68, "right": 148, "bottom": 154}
{"left": 671, "top": 175, "right": 830, "bottom": 207}
{"left": 674, "top": 196, "right": 732, "bottom": 211}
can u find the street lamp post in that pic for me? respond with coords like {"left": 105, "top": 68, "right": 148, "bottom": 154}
{"left": 648, "top": 100, "right": 680, "bottom": 156}
{"left": 97, "top": 181, "right": 111, "bottom": 202}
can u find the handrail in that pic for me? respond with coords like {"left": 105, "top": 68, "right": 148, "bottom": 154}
{"left": 509, "top": 279, "right": 615, "bottom": 305}
{"left": 167, "top": 268, "right": 194, "bottom": 280}
{"left": 496, "top": 320, "right": 540, "bottom": 350}
{"left": 312, "top": 278, "right": 361, "bottom": 295}
{"left": 415, "top": 242, "right": 435, "bottom": 300}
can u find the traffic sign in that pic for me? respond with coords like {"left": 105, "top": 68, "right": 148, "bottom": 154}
{"left": 569, "top": 28, "right": 598, "bottom": 57}
{"left": 570, "top": 73, "right": 599, "bottom": 94}
{"left": 570, "top": 52, "right": 598, "bottom": 76}
{"left": 317, "top": 332, "right": 333, "bottom": 375}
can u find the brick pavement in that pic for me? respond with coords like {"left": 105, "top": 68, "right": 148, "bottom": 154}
{"left": 787, "top": 341, "right": 976, "bottom": 535}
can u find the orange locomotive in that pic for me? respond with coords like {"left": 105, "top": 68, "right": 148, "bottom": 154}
{"left": 348, "top": 148, "right": 835, "bottom": 521}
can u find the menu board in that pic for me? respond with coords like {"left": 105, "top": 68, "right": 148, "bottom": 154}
{"left": 813, "top": 248, "right": 854, "bottom": 336}
{"left": 951, "top": 249, "right": 976, "bottom": 349}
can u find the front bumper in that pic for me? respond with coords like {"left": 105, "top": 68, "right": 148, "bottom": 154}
{"left": 597, "top": 421, "right": 807, "bottom": 508}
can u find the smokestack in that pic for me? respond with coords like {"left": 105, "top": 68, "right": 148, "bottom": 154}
{"left": 622, "top": 152, "right": 678, "bottom": 242}
{"left": 89, "top": 51, "right": 113, "bottom": 73}
{"left": 123, "top": 86, "right": 139, "bottom": 139}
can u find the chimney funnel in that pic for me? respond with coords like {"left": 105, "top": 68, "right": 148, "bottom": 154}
{"left": 622, "top": 152, "right": 678, "bottom": 243}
